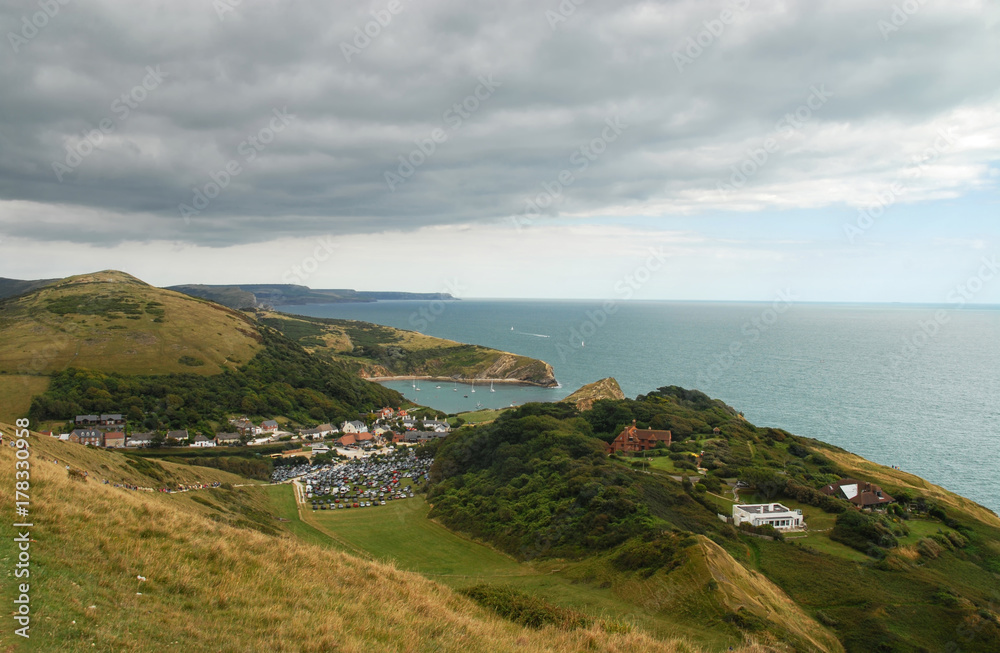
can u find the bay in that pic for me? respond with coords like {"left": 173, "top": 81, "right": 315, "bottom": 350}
{"left": 284, "top": 299, "right": 1000, "bottom": 515}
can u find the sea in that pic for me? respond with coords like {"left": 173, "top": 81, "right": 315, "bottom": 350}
{"left": 282, "top": 299, "right": 1000, "bottom": 516}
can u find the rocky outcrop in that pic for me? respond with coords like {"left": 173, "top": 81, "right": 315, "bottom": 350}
{"left": 561, "top": 377, "right": 626, "bottom": 410}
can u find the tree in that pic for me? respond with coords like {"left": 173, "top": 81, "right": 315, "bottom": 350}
{"left": 739, "top": 467, "right": 785, "bottom": 500}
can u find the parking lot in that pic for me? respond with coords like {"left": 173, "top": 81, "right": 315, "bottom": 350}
{"left": 272, "top": 450, "right": 433, "bottom": 512}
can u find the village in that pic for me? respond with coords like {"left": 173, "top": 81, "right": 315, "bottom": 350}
{"left": 45, "top": 407, "right": 453, "bottom": 460}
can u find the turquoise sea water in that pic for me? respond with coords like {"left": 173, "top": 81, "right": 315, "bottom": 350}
{"left": 284, "top": 300, "right": 1000, "bottom": 515}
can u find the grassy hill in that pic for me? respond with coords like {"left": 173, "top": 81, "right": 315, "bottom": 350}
{"left": 0, "top": 271, "right": 401, "bottom": 432}
{"left": 258, "top": 311, "right": 558, "bottom": 386}
{"left": 0, "top": 270, "right": 263, "bottom": 377}
{"left": 0, "top": 423, "right": 774, "bottom": 653}
{"left": 426, "top": 392, "right": 1000, "bottom": 653}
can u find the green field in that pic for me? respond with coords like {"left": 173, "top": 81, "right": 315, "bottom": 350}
{"left": 266, "top": 484, "right": 742, "bottom": 649}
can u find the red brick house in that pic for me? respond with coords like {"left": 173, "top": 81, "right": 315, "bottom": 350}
{"left": 606, "top": 421, "right": 672, "bottom": 454}
{"left": 104, "top": 431, "right": 126, "bottom": 448}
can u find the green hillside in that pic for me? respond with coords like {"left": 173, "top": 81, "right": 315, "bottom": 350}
{"left": 0, "top": 270, "right": 401, "bottom": 432}
{"left": 426, "top": 389, "right": 1000, "bottom": 652}
{"left": 258, "top": 311, "right": 558, "bottom": 386}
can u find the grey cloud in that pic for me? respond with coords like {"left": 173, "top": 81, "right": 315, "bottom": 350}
{"left": 0, "top": 0, "right": 997, "bottom": 246}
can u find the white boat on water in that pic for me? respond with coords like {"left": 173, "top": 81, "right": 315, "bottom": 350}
{"left": 490, "top": 381, "right": 495, "bottom": 392}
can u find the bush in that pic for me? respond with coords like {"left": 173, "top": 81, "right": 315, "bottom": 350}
{"left": 460, "top": 584, "right": 590, "bottom": 630}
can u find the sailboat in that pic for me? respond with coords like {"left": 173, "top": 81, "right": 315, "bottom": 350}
{"left": 415, "top": 380, "right": 420, "bottom": 391}
{"left": 490, "top": 381, "right": 495, "bottom": 392}
{"left": 471, "top": 379, "right": 476, "bottom": 393}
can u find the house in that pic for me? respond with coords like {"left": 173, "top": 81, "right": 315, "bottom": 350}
{"left": 190, "top": 434, "right": 216, "bottom": 448}
{"left": 104, "top": 431, "right": 126, "bottom": 448}
{"left": 336, "top": 433, "right": 357, "bottom": 447}
{"left": 300, "top": 423, "right": 336, "bottom": 440}
{"left": 261, "top": 420, "right": 280, "bottom": 433}
{"left": 215, "top": 432, "right": 242, "bottom": 446}
{"left": 605, "top": 420, "right": 672, "bottom": 454}
{"left": 355, "top": 432, "right": 374, "bottom": 443}
{"left": 165, "top": 430, "right": 189, "bottom": 444}
{"left": 421, "top": 420, "right": 450, "bottom": 433}
{"left": 70, "top": 429, "right": 103, "bottom": 447}
{"left": 377, "top": 407, "right": 395, "bottom": 419}
{"left": 820, "top": 479, "right": 895, "bottom": 509}
{"left": 100, "top": 413, "right": 125, "bottom": 427}
{"left": 372, "top": 425, "right": 392, "bottom": 436}
{"left": 75, "top": 415, "right": 99, "bottom": 427}
{"left": 127, "top": 433, "right": 155, "bottom": 448}
{"left": 712, "top": 427, "right": 722, "bottom": 435}
{"left": 732, "top": 503, "right": 804, "bottom": 531}
{"left": 231, "top": 418, "right": 262, "bottom": 436}
{"left": 340, "top": 420, "right": 366, "bottom": 434}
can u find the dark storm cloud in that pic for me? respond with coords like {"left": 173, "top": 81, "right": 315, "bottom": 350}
{"left": 0, "top": 0, "right": 997, "bottom": 245}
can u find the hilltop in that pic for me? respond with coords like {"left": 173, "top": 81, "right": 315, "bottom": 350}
{"left": 0, "top": 270, "right": 263, "bottom": 377}
{"left": 0, "top": 423, "right": 771, "bottom": 653}
{"left": 258, "top": 311, "right": 558, "bottom": 387}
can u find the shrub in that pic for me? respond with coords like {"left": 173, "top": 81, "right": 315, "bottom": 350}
{"left": 460, "top": 584, "right": 590, "bottom": 630}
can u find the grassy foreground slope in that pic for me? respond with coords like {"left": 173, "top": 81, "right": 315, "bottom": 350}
{"left": 0, "top": 426, "right": 770, "bottom": 653}
{"left": 259, "top": 311, "right": 558, "bottom": 386}
{"left": 0, "top": 271, "right": 262, "bottom": 377}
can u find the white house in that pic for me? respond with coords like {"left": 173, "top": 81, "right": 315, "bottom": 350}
{"left": 190, "top": 435, "right": 217, "bottom": 448}
{"left": 732, "top": 503, "right": 804, "bottom": 531}
{"left": 341, "top": 420, "right": 367, "bottom": 434}
{"left": 421, "top": 420, "right": 451, "bottom": 433}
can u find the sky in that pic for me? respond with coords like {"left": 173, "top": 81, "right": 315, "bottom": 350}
{"left": 1, "top": 0, "right": 999, "bottom": 302}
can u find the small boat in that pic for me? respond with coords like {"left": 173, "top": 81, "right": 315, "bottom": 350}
{"left": 463, "top": 395, "right": 469, "bottom": 398}
{"left": 435, "top": 385, "right": 441, "bottom": 389}
{"left": 415, "top": 380, "right": 420, "bottom": 391}
{"left": 490, "top": 381, "right": 495, "bottom": 392}
{"left": 471, "top": 380, "right": 476, "bottom": 393}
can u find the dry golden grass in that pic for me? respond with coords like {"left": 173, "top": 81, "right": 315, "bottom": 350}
{"left": 0, "top": 375, "right": 49, "bottom": 423}
{"left": 0, "top": 426, "right": 779, "bottom": 653}
{"left": 0, "top": 270, "right": 262, "bottom": 378}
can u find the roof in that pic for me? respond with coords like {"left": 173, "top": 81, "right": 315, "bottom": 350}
{"left": 166, "top": 430, "right": 189, "bottom": 439}
{"left": 215, "top": 432, "right": 241, "bottom": 440}
{"left": 104, "top": 431, "right": 125, "bottom": 439}
{"left": 129, "top": 432, "right": 154, "bottom": 441}
{"left": 72, "top": 429, "right": 101, "bottom": 437}
{"left": 337, "top": 434, "right": 357, "bottom": 446}
{"left": 821, "top": 478, "right": 895, "bottom": 506}
{"left": 193, "top": 434, "right": 211, "bottom": 442}
{"left": 736, "top": 503, "right": 795, "bottom": 515}
{"left": 262, "top": 420, "right": 279, "bottom": 427}
{"left": 101, "top": 414, "right": 123, "bottom": 420}
{"left": 76, "top": 415, "right": 99, "bottom": 421}
{"left": 617, "top": 424, "right": 672, "bottom": 442}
